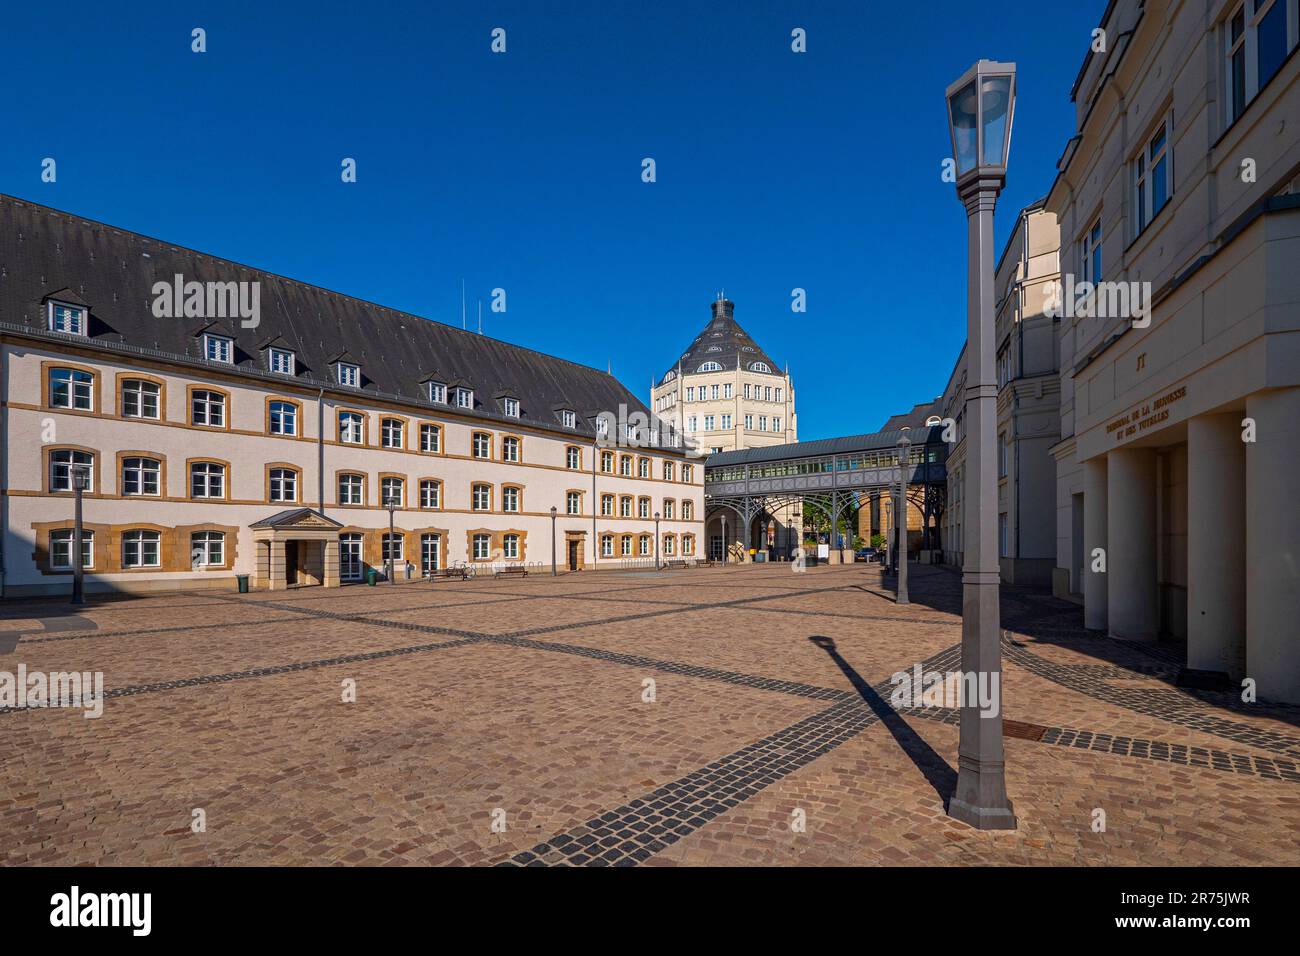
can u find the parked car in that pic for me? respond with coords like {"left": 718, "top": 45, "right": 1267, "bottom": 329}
{"left": 854, "top": 548, "right": 879, "bottom": 563}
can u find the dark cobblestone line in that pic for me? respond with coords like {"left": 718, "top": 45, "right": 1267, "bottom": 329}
{"left": 12, "top": 614, "right": 310, "bottom": 647}
{"left": 0, "top": 637, "right": 479, "bottom": 716}
{"left": 896, "top": 706, "right": 1300, "bottom": 781}
{"left": 503, "top": 643, "right": 966, "bottom": 867}
{"left": 501, "top": 699, "right": 882, "bottom": 866}
{"left": 479, "top": 633, "right": 858, "bottom": 703}
{"left": 1002, "top": 640, "right": 1300, "bottom": 758}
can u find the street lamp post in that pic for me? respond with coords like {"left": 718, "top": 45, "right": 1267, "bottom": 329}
{"left": 944, "top": 59, "right": 1017, "bottom": 830}
{"left": 654, "top": 511, "right": 661, "bottom": 569}
{"left": 385, "top": 497, "right": 397, "bottom": 584}
{"left": 896, "top": 429, "right": 911, "bottom": 605}
{"left": 550, "top": 505, "right": 558, "bottom": 576}
{"left": 70, "top": 464, "right": 89, "bottom": 605}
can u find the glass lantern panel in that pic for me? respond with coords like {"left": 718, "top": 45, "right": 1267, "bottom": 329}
{"left": 949, "top": 81, "right": 978, "bottom": 174}
{"left": 980, "top": 76, "right": 1012, "bottom": 166}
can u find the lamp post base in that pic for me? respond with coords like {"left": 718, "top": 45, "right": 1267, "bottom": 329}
{"left": 948, "top": 796, "right": 1016, "bottom": 831}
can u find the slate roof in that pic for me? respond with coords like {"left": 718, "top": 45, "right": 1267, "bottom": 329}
{"left": 659, "top": 297, "right": 782, "bottom": 386}
{"left": 0, "top": 195, "right": 651, "bottom": 439}
{"left": 705, "top": 426, "right": 944, "bottom": 468}
{"left": 879, "top": 398, "right": 945, "bottom": 432}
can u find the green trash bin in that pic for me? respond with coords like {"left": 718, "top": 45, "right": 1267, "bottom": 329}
{"left": 366, "top": 568, "right": 378, "bottom": 586}
{"left": 235, "top": 574, "right": 249, "bottom": 593}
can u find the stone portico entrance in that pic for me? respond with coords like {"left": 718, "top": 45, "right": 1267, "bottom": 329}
{"left": 250, "top": 508, "right": 343, "bottom": 590}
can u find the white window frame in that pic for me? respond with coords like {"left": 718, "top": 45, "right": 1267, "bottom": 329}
{"left": 454, "top": 387, "right": 473, "bottom": 409}
{"left": 269, "top": 401, "right": 298, "bottom": 436}
{"left": 421, "top": 423, "right": 441, "bottom": 453}
{"left": 339, "top": 473, "right": 364, "bottom": 506}
{"left": 122, "top": 530, "right": 161, "bottom": 568}
{"left": 1225, "top": 0, "right": 1300, "bottom": 125}
{"left": 472, "top": 433, "right": 491, "bottom": 459}
{"left": 50, "top": 450, "right": 94, "bottom": 492}
{"left": 427, "top": 381, "right": 447, "bottom": 404}
{"left": 192, "top": 531, "right": 225, "bottom": 568}
{"left": 121, "top": 456, "right": 161, "bottom": 497}
{"left": 191, "top": 461, "right": 226, "bottom": 499}
{"left": 502, "top": 397, "right": 520, "bottom": 418}
{"left": 502, "top": 486, "right": 520, "bottom": 513}
{"left": 268, "top": 347, "right": 295, "bottom": 375}
{"left": 336, "top": 362, "right": 360, "bottom": 387}
{"left": 121, "top": 379, "right": 160, "bottom": 419}
{"left": 1133, "top": 112, "right": 1173, "bottom": 237}
{"left": 472, "top": 534, "right": 490, "bottom": 560}
{"left": 381, "top": 477, "right": 404, "bottom": 508}
{"left": 472, "top": 484, "right": 491, "bottom": 511}
{"left": 566, "top": 491, "right": 581, "bottom": 515}
{"left": 420, "top": 479, "right": 441, "bottom": 509}
{"left": 50, "top": 529, "right": 94, "bottom": 570}
{"left": 381, "top": 418, "right": 404, "bottom": 449}
{"left": 502, "top": 437, "right": 520, "bottom": 462}
{"left": 1080, "top": 216, "right": 1102, "bottom": 285}
{"left": 502, "top": 534, "right": 520, "bottom": 560}
{"left": 270, "top": 467, "right": 298, "bottom": 502}
{"left": 49, "top": 367, "right": 94, "bottom": 411}
{"left": 561, "top": 409, "right": 576, "bottom": 428}
{"left": 192, "top": 389, "right": 225, "bottom": 427}
{"left": 339, "top": 411, "right": 364, "bottom": 444}
{"left": 47, "top": 301, "right": 87, "bottom": 336}
{"left": 204, "top": 333, "right": 233, "bottom": 364}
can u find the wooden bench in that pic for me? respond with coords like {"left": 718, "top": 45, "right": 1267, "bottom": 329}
{"left": 494, "top": 565, "right": 529, "bottom": 578}
{"left": 426, "top": 567, "right": 469, "bottom": 581}
{"left": 658, "top": 560, "right": 691, "bottom": 571}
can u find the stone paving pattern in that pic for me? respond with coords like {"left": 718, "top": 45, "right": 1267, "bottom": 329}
{"left": 2, "top": 563, "right": 1298, "bottom": 866}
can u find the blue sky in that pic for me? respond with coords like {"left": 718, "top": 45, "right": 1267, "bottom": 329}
{"left": 0, "top": 0, "right": 1101, "bottom": 440}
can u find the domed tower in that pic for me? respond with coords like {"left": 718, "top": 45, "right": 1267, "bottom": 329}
{"left": 650, "top": 295, "right": 799, "bottom": 561}
{"left": 650, "top": 295, "right": 797, "bottom": 456}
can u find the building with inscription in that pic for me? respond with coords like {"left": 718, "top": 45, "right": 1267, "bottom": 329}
{"left": 652, "top": 296, "right": 798, "bottom": 559}
{"left": 1045, "top": 0, "right": 1300, "bottom": 701}
{"left": 0, "top": 195, "right": 703, "bottom": 596}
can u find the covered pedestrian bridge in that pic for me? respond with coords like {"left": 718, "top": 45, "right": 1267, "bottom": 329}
{"left": 703, "top": 426, "right": 948, "bottom": 562}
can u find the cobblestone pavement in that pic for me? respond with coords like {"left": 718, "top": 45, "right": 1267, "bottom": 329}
{"left": 2, "top": 563, "right": 1297, "bottom": 866}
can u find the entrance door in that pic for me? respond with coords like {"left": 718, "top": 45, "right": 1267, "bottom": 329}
{"left": 285, "top": 541, "right": 300, "bottom": 585}
{"left": 340, "top": 534, "right": 363, "bottom": 582}
{"left": 567, "top": 539, "right": 580, "bottom": 571}
{"left": 710, "top": 535, "right": 724, "bottom": 561}
{"left": 421, "top": 534, "right": 441, "bottom": 574}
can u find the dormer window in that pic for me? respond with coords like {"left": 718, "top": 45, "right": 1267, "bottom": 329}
{"left": 502, "top": 397, "right": 520, "bottom": 418}
{"left": 336, "top": 362, "right": 360, "bottom": 387}
{"left": 697, "top": 362, "right": 722, "bottom": 372}
{"left": 269, "top": 347, "right": 295, "bottom": 375}
{"left": 48, "top": 301, "right": 87, "bottom": 336}
{"left": 204, "top": 334, "right": 233, "bottom": 364}
{"left": 750, "top": 362, "right": 772, "bottom": 373}
{"left": 427, "top": 381, "right": 446, "bottom": 404}
{"left": 453, "top": 387, "right": 473, "bottom": 409}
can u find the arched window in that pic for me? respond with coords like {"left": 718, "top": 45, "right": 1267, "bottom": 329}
{"left": 749, "top": 362, "right": 772, "bottom": 373}
{"left": 697, "top": 362, "right": 723, "bottom": 372}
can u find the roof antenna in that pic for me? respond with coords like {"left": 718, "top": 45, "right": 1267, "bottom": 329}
{"left": 477, "top": 299, "right": 482, "bottom": 335}
{"left": 460, "top": 279, "right": 466, "bottom": 330}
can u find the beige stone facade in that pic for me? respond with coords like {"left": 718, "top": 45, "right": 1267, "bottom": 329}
{"left": 1045, "top": 0, "right": 1300, "bottom": 701}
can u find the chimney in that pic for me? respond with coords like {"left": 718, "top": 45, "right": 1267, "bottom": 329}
{"left": 710, "top": 294, "right": 735, "bottom": 323}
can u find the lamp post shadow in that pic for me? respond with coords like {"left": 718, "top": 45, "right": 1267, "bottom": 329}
{"left": 808, "top": 636, "right": 956, "bottom": 811}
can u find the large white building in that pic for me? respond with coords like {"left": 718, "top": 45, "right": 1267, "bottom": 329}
{"left": 651, "top": 296, "right": 799, "bottom": 558}
{"left": 0, "top": 196, "right": 704, "bottom": 596}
